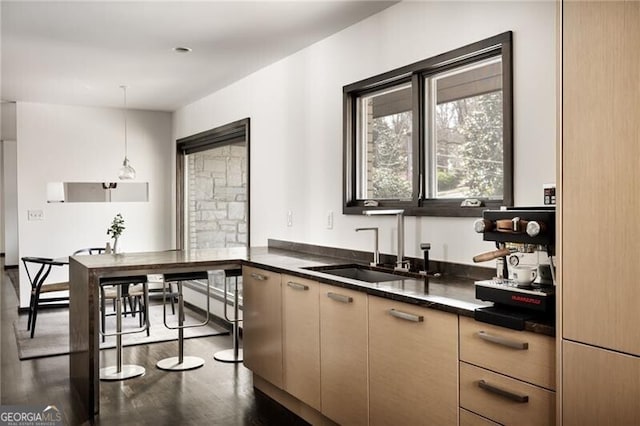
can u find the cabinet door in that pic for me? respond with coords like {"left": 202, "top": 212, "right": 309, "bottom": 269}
{"left": 368, "top": 296, "right": 458, "bottom": 425}
{"left": 563, "top": 0, "right": 640, "bottom": 355}
{"left": 563, "top": 341, "right": 640, "bottom": 426}
{"left": 320, "top": 286, "right": 368, "bottom": 426}
{"left": 242, "top": 266, "right": 283, "bottom": 388}
{"left": 282, "top": 275, "right": 320, "bottom": 410}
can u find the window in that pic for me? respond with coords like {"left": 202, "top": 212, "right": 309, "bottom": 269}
{"left": 344, "top": 32, "right": 512, "bottom": 217}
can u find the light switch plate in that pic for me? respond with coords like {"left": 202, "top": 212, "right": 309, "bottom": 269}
{"left": 326, "top": 211, "right": 333, "bottom": 229}
{"left": 28, "top": 210, "right": 44, "bottom": 221}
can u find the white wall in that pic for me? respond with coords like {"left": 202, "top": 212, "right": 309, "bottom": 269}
{"left": 17, "top": 102, "right": 173, "bottom": 307}
{"left": 1, "top": 102, "right": 18, "bottom": 256}
{"left": 1, "top": 140, "right": 4, "bottom": 254}
{"left": 173, "top": 1, "right": 557, "bottom": 266}
{"left": 3, "top": 141, "right": 18, "bottom": 265}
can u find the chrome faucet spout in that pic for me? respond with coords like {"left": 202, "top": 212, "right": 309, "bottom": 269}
{"left": 362, "top": 209, "right": 408, "bottom": 271}
{"left": 355, "top": 227, "right": 379, "bottom": 266}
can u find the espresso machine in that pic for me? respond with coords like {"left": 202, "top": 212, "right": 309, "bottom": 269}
{"left": 472, "top": 207, "right": 556, "bottom": 330}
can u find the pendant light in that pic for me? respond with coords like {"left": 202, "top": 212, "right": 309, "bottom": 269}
{"left": 118, "top": 85, "right": 136, "bottom": 180}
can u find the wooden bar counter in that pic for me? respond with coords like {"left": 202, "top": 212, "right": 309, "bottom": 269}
{"left": 69, "top": 248, "right": 248, "bottom": 422}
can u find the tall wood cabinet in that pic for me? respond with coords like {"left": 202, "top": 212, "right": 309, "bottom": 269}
{"left": 561, "top": 1, "right": 640, "bottom": 423}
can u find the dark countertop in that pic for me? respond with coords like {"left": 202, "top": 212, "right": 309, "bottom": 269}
{"left": 71, "top": 246, "right": 555, "bottom": 336}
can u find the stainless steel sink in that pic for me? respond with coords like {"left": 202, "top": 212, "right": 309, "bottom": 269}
{"left": 305, "top": 265, "right": 406, "bottom": 283}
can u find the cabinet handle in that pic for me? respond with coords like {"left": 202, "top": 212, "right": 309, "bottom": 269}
{"left": 250, "top": 272, "right": 267, "bottom": 281}
{"left": 477, "top": 380, "right": 529, "bottom": 403}
{"left": 327, "top": 292, "right": 353, "bottom": 303}
{"left": 287, "top": 281, "right": 309, "bottom": 291}
{"left": 389, "top": 308, "right": 424, "bottom": 322}
{"left": 477, "top": 331, "right": 529, "bottom": 350}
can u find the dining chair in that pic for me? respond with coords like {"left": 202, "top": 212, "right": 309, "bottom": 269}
{"left": 21, "top": 257, "right": 70, "bottom": 338}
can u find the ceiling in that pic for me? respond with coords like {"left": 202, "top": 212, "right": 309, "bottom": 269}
{"left": 1, "top": 1, "right": 395, "bottom": 112}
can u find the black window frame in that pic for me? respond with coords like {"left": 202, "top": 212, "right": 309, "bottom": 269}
{"left": 343, "top": 32, "right": 513, "bottom": 217}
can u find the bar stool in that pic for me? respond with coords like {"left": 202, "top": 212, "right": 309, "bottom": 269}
{"left": 99, "top": 275, "right": 149, "bottom": 381}
{"left": 214, "top": 268, "right": 243, "bottom": 363}
{"left": 156, "top": 271, "right": 211, "bottom": 371}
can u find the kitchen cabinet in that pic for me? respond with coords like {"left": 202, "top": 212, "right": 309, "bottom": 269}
{"left": 562, "top": 0, "right": 640, "bottom": 357}
{"left": 368, "top": 296, "right": 458, "bottom": 425}
{"left": 460, "top": 362, "right": 555, "bottom": 426}
{"left": 561, "top": 1, "right": 640, "bottom": 423}
{"left": 459, "top": 317, "right": 555, "bottom": 425}
{"left": 242, "top": 266, "right": 283, "bottom": 388}
{"left": 562, "top": 341, "right": 640, "bottom": 426}
{"left": 459, "top": 316, "right": 555, "bottom": 390}
{"left": 281, "top": 275, "right": 321, "bottom": 410}
{"left": 319, "top": 286, "right": 368, "bottom": 426}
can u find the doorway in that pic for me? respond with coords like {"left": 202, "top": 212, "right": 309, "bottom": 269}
{"left": 176, "top": 118, "right": 249, "bottom": 295}
{"left": 177, "top": 118, "right": 249, "bottom": 251}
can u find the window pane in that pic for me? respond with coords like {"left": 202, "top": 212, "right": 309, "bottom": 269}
{"left": 432, "top": 58, "right": 503, "bottom": 199}
{"left": 356, "top": 84, "right": 413, "bottom": 200}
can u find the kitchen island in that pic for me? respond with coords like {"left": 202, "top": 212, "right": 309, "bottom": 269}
{"left": 69, "top": 245, "right": 553, "bottom": 423}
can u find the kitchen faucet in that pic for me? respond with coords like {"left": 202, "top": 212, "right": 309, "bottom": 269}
{"left": 355, "top": 227, "right": 380, "bottom": 266}
{"left": 362, "top": 209, "right": 409, "bottom": 271}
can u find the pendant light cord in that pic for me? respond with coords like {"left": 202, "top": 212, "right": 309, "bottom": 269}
{"left": 121, "top": 85, "right": 128, "bottom": 159}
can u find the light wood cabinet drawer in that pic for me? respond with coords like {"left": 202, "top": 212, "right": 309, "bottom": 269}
{"left": 460, "top": 408, "right": 500, "bottom": 426}
{"left": 459, "top": 316, "right": 555, "bottom": 389}
{"left": 460, "top": 362, "right": 555, "bottom": 426}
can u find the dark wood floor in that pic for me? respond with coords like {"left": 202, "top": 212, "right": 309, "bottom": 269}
{"left": 1, "top": 261, "right": 308, "bottom": 426}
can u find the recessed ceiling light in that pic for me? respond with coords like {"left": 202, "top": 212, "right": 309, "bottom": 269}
{"left": 173, "top": 47, "right": 192, "bottom": 53}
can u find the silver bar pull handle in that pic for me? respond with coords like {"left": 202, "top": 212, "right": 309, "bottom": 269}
{"left": 477, "top": 331, "right": 529, "bottom": 350}
{"left": 389, "top": 308, "right": 424, "bottom": 322}
{"left": 250, "top": 272, "right": 267, "bottom": 281}
{"left": 327, "top": 292, "right": 353, "bottom": 304}
{"left": 477, "top": 380, "right": 529, "bottom": 403}
{"left": 287, "top": 281, "right": 309, "bottom": 291}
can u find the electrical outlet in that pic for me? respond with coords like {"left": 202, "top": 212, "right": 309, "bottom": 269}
{"left": 28, "top": 210, "right": 44, "bottom": 221}
{"left": 326, "top": 210, "right": 333, "bottom": 229}
{"left": 287, "top": 210, "right": 293, "bottom": 227}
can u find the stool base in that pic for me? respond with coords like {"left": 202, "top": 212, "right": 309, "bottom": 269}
{"left": 156, "top": 356, "right": 204, "bottom": 371}
{"left": 213, "top": 348, "right": 243, "bottom": 363}
{"left": 99, "top": 365, "right": 145, "bottom": 381}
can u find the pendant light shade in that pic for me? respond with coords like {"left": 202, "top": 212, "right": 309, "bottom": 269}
{"left": 118, "top": 85, "right": 136, "bottom": 180}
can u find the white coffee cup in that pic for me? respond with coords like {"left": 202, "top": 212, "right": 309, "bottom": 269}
{"left": 512, "top": 265, "right": 537, "bottom": 285}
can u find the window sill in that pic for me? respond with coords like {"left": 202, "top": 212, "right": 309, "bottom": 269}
{"left": 343, "top": 200, "right": 505, "bottom": 217}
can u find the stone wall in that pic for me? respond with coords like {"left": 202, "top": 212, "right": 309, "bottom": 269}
{"left": 187, "top": 143, "right": 247, "bottom": 251}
